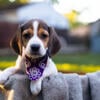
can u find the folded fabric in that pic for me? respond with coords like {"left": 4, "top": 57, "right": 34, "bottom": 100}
{"left": 80, "top": 75, "right": 91, "bottom": 100}
{"left": 87, "top": 71, "right": 100, "bottom": 100}
{"left": 42, "top": 73, "right": 69, "bottom": 100}
{"left": 0, "top": 71, "right": 100, "bottom": 100}
{"left": 42, "top": 73, "right": 83, "bottom": 100}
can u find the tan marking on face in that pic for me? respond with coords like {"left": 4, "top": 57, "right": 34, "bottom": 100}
{"left": 23, "top": 28, "right": 33, "bottom": 35}
{"left": 38, "top": 28, "right": 49, "bottom": 48}
{"left": 22, "top": 28, "right": 33, "bottom": 46}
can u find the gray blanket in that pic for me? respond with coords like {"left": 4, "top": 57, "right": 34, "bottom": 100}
{"left": 0, "top": 71, "right": 100, "bottom": 100}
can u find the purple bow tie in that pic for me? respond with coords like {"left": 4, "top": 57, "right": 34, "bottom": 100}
{"left": 25, "top": 54, "right": 48, "bottom": 81}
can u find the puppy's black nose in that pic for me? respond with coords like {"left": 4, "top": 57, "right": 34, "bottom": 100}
{"left": 31, "top": 44, "right": 40, "bottom": 52}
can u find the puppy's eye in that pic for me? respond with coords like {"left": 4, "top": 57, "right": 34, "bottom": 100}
{"left": 23, "top": 33, "right": 31, "bottom": 39}
{"left": 40, "top": 33, "right": 48, "bottom": 39}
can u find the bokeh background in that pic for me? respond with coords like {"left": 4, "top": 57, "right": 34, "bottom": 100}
{"left": 0, "top": 0, "right": 100, "bottom": 74}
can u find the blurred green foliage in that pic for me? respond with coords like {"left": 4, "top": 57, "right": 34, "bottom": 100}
{"left": 0, "top": 0, "right": 20, "bottom": 6}
{"left": 0, "top": 0, "right": 59, "bottom": 6}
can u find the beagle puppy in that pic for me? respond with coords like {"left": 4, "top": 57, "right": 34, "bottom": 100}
{"left": 0, "top": 19, "right": 61, "bottom": 95}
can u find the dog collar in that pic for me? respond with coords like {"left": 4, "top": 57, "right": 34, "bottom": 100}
{"left": 25, "top": 54, "right": 48, "bottom": 81}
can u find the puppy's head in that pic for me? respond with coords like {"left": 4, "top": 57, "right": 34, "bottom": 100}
{"left": 10, "top": 19, "right": 61, "bottom": 58}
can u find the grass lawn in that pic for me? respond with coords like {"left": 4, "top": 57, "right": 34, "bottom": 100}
{"left": 0, "top": 53, "right": 100, "bottom": 73}
{"left": 53, "top": 53, "right": 100, "bottom": 65}
{"left": 0, "top": 56, "right": 17, "bottom": 70}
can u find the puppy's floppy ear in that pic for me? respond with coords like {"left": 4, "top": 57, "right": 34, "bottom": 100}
{"left": 10, "top": 26, "right": 22, "bottom": 55}
{"left": 48, "top": 27, "right": 61, "bottom": 56}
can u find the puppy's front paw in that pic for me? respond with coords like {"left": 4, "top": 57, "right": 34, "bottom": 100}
{"left": 0, "top": 67, "right": 17, "bottom": 84}
{"left": 0, "top": 73, "right": 9, "bottom": 84}
{"left": 30, "top": 80, "right": 42, "bottom": 95}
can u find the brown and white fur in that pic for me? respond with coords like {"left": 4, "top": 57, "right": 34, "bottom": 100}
{"left": 0, "top": 19, "right": 61, "bottom": 95}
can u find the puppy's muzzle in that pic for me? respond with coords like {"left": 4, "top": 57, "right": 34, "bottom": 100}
{"left": 31, "top": 44, "right": 40, "bottom": 53}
